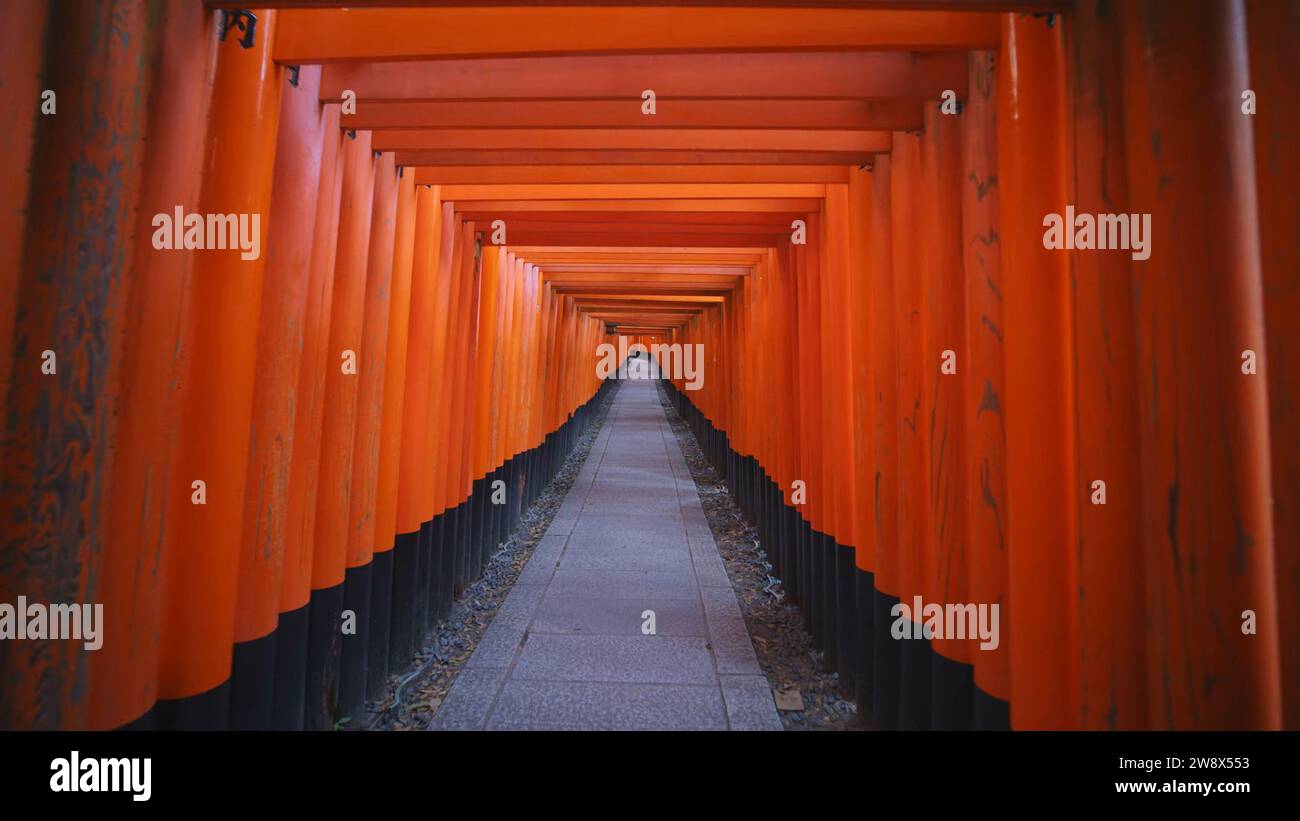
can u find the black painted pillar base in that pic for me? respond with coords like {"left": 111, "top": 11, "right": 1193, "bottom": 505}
{"left": 229, "top": 630, "right": 276, "bottom": 730}
{"left": 820, "top": 533, "right": 838, "bottom": 672}
{"left": 413, "top": 521, "right": 430, "bottom": 639}
{"left": 151, "top": 682, "right": 229, "bottom": 731}
{"left": 442, "top": 502, "right": 458, "bottom": 622}
{"left": 389, "top": 530, "right": 419, "bottom": 672}
{"left": 272, "top": 602, "right": 309, "bottom": 730}
{"left": 975, "top": 685, "right": 1012, "bottom": 730}
{"left": 336, "top": 562, "right": 372, "bottom": 725}
{"left": 931, "top": 651, "right": 975, "bottom": 730}
{"left": 303, "top": 582, "right": 343, "bottom": 731}
{"left": 835, "top": 547, "right": 857, "bottom": 696}
{"left": 366, "top": 548, "right": 394, "bottom": 701}
{"left": 853, "top": 569, "right": 875, "bottom": 726}
{"left": 873, "top": 588, "right": 902, "bottom": 730}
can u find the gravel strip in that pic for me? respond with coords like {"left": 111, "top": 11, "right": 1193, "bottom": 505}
{"left": 364, "top": 389, "right": 616, "bottom": 731}
{"left": 656, "top": 382, "right": 863, "bottom": 731}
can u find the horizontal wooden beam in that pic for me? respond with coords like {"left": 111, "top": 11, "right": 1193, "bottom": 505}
{"left": 440, "top": 183, "right": 825, "bottom": 200}
{"left": 275, "top": 9, "right": 999, "bottom": 62}
{"left": 567, "top": 294, "right": 725, "bottom": 303}
{"left": 505, "top": 232, "right": 775, "bottom": 247}
{"left": 539, "top": 265, "right": 752, "bottom": 274}
{"left": 584, "top": 307, "right": 701, "bottom": 314}
{"left": 523, "top": 247, "right": 765, "bottom": 261}
{"left": 320, "top": 51, "right": 964, "bottom": 100}
{"left": 217, "top": 2, "right": 1062, "bottom": 10}
{"left": 375, "top": 128, "right": 890, "bottom": 153}
{"left": 395, "top": 149, "right": 881, "bottom": 166}
{"left": 462, "top": 212, "right": 795, "bottom": 226}
{"left": 413, "top": 165, "right": 849, "bottom": 185}
{"left": 492, "top": 221, "right": 788, "bottom": 236}
{"left": 582, "top": 306, "right": 705, "bottom": 316}
{"left": 552, "top": 284, "right": 736, "bottom": 294}
{"left": 344, "top": 99, "right": 923, "bottom": 130}
{"left": 545, "top": 271, "right": 746, "bottom": 283}
{"left": 453, "top": 199, "right": 820, "bottom": 213}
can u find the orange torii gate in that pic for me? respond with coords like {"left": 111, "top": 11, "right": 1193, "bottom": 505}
{"left": 0, "top": 1, "right": 1293, "bottom": 738}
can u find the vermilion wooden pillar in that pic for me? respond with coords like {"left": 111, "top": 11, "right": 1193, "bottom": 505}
{"left": 1, "top": 0, "right": 159, "bottom": 730}
{"left": 430, "top": 204, "right": 463, "bottom": 625}
{"left": 1121, "top": 0, "right": 1281, "bottom": 729}
{"left": 370, "top": 167, "right": 418, "bottom": 700}
{"left": 997, "top": 11, "right": 1078, "bottom": 730}
{"left": 229, "top": 60, "right": 329, "bottom": 730}
{"left": 959, "top": 50, "right": 1011, "bottom": 726}
{"left": 337, "top": 151, "right": 399, "bottom": 723}
{"left": 868, "top": 154, "right": 902, "bottom": 728}
{"left": 391, "top": 184, "right": 442, "bottom": 669}
{"left": 277, "top": 102, "right": 344, "bottom": 730}
{"left": 0, "top": 0, "right": 49, "bottom": 439}
{"left": 90, "top": 4, "right": 217, "bottom": 731}
{"left": 823, "top": 185, "right": 858, "bottom": 681}
{"left": 919, "top": 101, "right": 974, "bottom": 728}
{"left": 847, "top": 169, "right": 875, "bottom": 575}
{"left": 1246, "top": 0, "right": 1300, "bottom": 729}
{"left": 1067, "top": 1, "right": 1147, "bottom": 730}
{"left": 427, "top": 202, "right": 458, "bottom": 528}
{"left": 305, "top": 129, "right": 375, "bottom": 729}
{"left": 793, "top": 229, "right": 823, "bottom": 641}
{"left": 889, "top": 131, "right": 934, "bottom": 729}
{"left": 453, "top": 220, "right": 485, "bottom": 595}
{"left": 156, "top": 9, "right": 282, "bottom": 729}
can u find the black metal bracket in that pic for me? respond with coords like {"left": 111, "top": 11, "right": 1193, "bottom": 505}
{"left": 1031, "top": 11, "right": 1056, "bottom": 28}
{"left": 397, "top": 166, "right": 404, "bottom": 178}
{"left": 346, "top": 129, "right": 357, "bottom": 140}
{"left": 219, "top": 10, "right": 257, "bottom": 49}
{"left": 287, "top": 65, "right": 300, "bottom": 87}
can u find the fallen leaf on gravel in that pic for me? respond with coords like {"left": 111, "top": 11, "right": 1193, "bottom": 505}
{"left": 774, "top": 688, "right": 804, "bottom": 712}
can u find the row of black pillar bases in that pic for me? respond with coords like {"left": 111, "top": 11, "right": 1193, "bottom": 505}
{"left": 660, "top": 380, "right": 1010, "bottom": 731}
{"left": 132, "top": 378, "right": 617, "bottom": 730}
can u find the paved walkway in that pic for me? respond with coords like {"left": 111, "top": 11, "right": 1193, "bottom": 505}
{"left": 429, "top": 377, "right": 783, "bottom": 730}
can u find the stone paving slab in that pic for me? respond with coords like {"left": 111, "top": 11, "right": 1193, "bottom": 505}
{"left": 547, "top": 568, "right": 701, "bottom": 600}
{"left": 558, "top": 548, "right": 695, "bottom": 573}
{"left": 429, "top": 379, "right": 782, "bottom": 731}
{"left": 512, "top": 634, "right": 717, "bottom": 685}
{"left": 486, "top": 681, "right": 727, "bottom": 731}
{"left": 530, "top": 595, "right": 708, "bottom": 637}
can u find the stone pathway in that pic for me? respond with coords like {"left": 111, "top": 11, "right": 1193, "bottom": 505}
{"left": 429, "top": 378, "right": 783, "bottom": 731}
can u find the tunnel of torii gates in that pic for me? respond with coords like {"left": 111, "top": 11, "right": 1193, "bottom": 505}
{"left": 0, "top": 0, "right": 1296, "bottom": 732}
